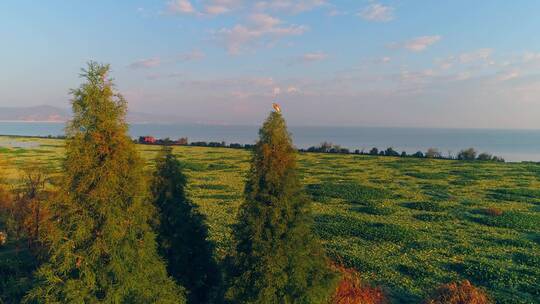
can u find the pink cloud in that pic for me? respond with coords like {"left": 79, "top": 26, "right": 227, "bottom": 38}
{"left": 215, "top": 13, "right": 308, "bottom": 54}
{"left": 359, "top": 3, "right": 394, "bottom": 22}
{"left": 167, "top": 0, "right": 196, "bottom": 14}
{"left": 128, "top": 57, "right": 161, "bottom": 69}
{"left": 390, "top": 36, "right": 441, "bottom": 52}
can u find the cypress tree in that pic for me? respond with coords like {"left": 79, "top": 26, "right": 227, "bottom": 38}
{"left": 151, "top": 146, "right": 219, "bottom": 304}
{"left": 27, "top": 62, "right": 184, "bottom": 303}
{"left": 226, "top": 110, "right": 337, "bottom": 304}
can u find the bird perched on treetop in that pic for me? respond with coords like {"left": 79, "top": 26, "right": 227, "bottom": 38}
{"left": 272, "top": 103, "right": 281, "bottom": 113}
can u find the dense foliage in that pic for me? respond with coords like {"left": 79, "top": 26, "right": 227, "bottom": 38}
{"left": 226, "top": 111, "right": 337, "bottom": 303}
{"left": 152, "top": 146, "right": 219, "bottom": 303}
{"left": 26, "top": 62, "right": 184, "bottom": 303}
{"left": 0, "top": 162, "right": 51, "bottom": 304}
{"left": 424, "top": 280, "right": 491, "bottom": 304}
{"left": 331, "top": 265, "right": 386, "bottom": 304}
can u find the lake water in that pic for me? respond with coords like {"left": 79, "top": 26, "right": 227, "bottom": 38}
{"left": 1, "top": 122, "right": 539, "bottom": 162}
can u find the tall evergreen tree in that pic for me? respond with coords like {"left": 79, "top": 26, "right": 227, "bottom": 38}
{"left": 27, "top": 62, "right": 184, "bottom": 303}
{"left": 151, "top": 146, "right": 219, "bottom": 304}
{"left": 226, "top": 110, "right": 337, "bottom": 304}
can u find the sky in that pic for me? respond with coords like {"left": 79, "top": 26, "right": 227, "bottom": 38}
{"left": 1, "top": 1, "right": 540, "bottom": 128}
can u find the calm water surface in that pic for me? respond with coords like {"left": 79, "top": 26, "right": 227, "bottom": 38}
{"left": 1, "top": 122, "right": 539, "bottom": 162}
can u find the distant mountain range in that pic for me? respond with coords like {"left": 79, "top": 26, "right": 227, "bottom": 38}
{"left": 0, "top": 105, "right": 188, "bottom": 124}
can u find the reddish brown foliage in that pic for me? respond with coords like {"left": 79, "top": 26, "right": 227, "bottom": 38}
{"left": 424, "top": 280, "right": 491, "bottom": 304}
{"left": 331, "top": 265, "right": 387, "bottom": 304}
{"left": 483, "top": 207, "right": 503, "bottom": 217}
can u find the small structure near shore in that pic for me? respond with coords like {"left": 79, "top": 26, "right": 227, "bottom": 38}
{"left": 139, "top": 136, "right": 157, "bottom": 144}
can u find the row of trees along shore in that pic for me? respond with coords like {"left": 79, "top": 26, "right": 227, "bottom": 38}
{"left": 137, "top": 137, "right": 505, "bottom": 163}
{"left": 0, "top": 62, "right": 493, "bottom": 304}
{"left": 304, "top": 144, "right": 505, "bottom": 162}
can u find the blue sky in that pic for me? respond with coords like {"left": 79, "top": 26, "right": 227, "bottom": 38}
{"left": 1, "top": 1, "right": 540, "bottom": 128}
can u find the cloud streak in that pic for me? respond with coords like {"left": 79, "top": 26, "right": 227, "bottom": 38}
{"left": 390, "top": 36, "right": 441, "bottom": 52}
{"left": 302, "top": 52, "right": 328, "bottom": 62}
{"left": 178, "top": 49, "right": 206, "bottom": 61}
{"left": 254, "top": 0, "right": 327, "bottom": 14}
{"left": 359, "top": 3, "right": 394, "bottom": 22}
{"left": 128, "top": 57, "right": 161, "bottom": 69}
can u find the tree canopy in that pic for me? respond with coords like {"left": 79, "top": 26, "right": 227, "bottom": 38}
{"left": 27, "top": 62, "right": 184, "bottom": 303}
{"left": 226, "top": 111, "right": 337, "bottom": 304}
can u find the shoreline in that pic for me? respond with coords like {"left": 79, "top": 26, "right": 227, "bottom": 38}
{"left": 1, "top": 134, "right": 533, "bottom": 164}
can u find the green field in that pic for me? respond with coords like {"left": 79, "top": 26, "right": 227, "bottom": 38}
{"left": 1, "top": 136, "right": 539, "bottom": 303}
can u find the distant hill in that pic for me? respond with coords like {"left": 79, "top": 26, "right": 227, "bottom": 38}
{"left": 0, "top": 105, "right": 69, "bottom": 122}
{"left": 0, "top": 105, "right": 187, "bottom": 124}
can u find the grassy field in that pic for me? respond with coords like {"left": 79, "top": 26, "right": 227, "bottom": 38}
{"left": 1, "top": 135, "right": 539, "bottom": 303}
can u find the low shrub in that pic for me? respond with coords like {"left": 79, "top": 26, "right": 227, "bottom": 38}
{"left": 477, "top": 211, "right": 540, "bottom": 230}
{"left": 458, "top": 259, "right": 523, "bottom": 290}
{"left": 352, "top": 201, "right": 395, "bottom": 216}
{"left": 363, "top": 223, "right": 417, "bottom": 244}
{"left": 460, "top": 199, "right": 480, "bottom": 207}
{"left": 207, "top": 162, "right": 234, "bottom": 170}
{"left": 421, "top": 184, "right": 452, "bottom": 201}
{"left": 481, "top": 207, "right": 503, "bottom": 217}
{"left": 307, "top": 183, "right": 390, "bottom": 203}
{"left": 532, "top": 234, "right": 540, "bottom": 245}
{"left": 195, "top": 183, "right": 229, "bottom": 190}
{"left": 487, "top": 188, "right": 540, "bottom": 203}
{"left": 414, "top": 213, "right": 454, "bottom": 222}
{"left": 403, "top": 201, "right": 447, "bottom": 212}
{"left": 512, "top": 252, "right": 540, "bottom": 267}
{"left": 424, "top": 280, "right": 491, "bottom": 304}
{"left": 314, "top": 215, "right": 367, "bottom": 240}
{"left": 314, "top": 216, "right": 417, "bottom": 244}
{"left": 181, "top": 161, "right": 206, "bottom": 171}
{"left": 406, "top": 171, "right": 448, "bottom": 180}
{"left": 397, "top": 264, "right": 430, "bottom": 278}
{"left": 331, "top": 264, "right": 387, "bottom": 304}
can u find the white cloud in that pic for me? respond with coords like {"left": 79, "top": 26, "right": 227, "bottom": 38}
{"left": 454, "top": 71, "right": 471, "bottom": 81}
{"left": 437, "top": 48, "right": 493, "bottom": 70}
{"left": 393, "top": 36, "right": 441, "bottom": 52}
{"left": 130, "top": 51, "right": 203, "bottom": 72}
{"left": 202, "top": 0, "right": 243, "bottom": 15}
{"left": 381, "top": 57, "right": 391, "bottom": 63}
{"left": 359, "top": 3, "right": 394, "bottom": 22}
{"left": 522, "top": 52, "right": 540, "bottom": 63}
{"left": 204, "top": 5, "right": 231, "bottom": 15}
{"left": 214, "top": 13, "right": 308, "bottom": 54}
{"left": 146, "top": 72, "right": 184, "bottom": 80}
{"left": 129, "top": 57, "right": 161, "bottom": 69}
{"left": 167, "top": 0, "right": 325, "bottom": 17}
{"left": 285, "top": 52, "right": 328, "bottom": 66}
{"left": 399, "top": 69, "right": 437, "bottom": 84}
{"left": 497, "top": 70, "right": 519, "bottom": 82}
{"left": 302, "top": 52, "right": 328, "bottom": 62}
{"left": 328, "top": 8, "right": 346, "bottom": 16}
{"left": 286, "top": 86, "right": 301, "bottom": 94}
{"left": 167, "top": 0, "right": 196, "bottom": 14}
{"left": 459, "top": 48, "right": 492, "bottom": 63}
{"left": 405, "top": 36, "right": 441, "bottom": 51}
{"left": 255, "top": 0, "right": 326, "bottom": 14}
{"left": 178, "top": 49, "right": 205, "bottom": 61}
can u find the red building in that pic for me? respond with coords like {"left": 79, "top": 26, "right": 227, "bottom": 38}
{"left": 140, "top": 136, "right": 157, "bottom": 144}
